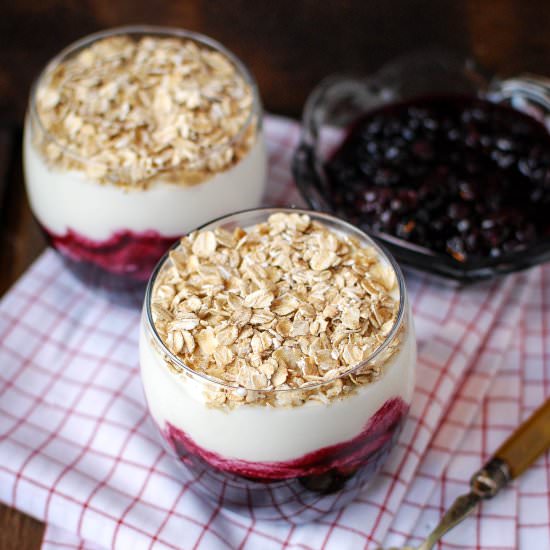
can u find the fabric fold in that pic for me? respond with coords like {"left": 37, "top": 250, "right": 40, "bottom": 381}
{"left": 383, "top": 270, "right": 536, "bottom": 548}
{"left": 0, "top": 116, "right": 547, "bottom": 550}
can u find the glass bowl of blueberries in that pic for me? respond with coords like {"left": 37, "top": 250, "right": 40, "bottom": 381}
{"left": 292, "top": 51, "right": 550, "bottom": 282}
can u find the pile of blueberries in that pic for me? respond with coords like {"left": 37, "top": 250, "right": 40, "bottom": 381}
{"left": 324, "top": 96, "right": 550, "bottom": 261}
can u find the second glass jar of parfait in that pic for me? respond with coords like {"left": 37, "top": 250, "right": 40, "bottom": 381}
{"left": 24, "top": 25, "right": 267, "bottom": 292}
{"left": 140, "top": 208, "right": 416, "bottom": 522}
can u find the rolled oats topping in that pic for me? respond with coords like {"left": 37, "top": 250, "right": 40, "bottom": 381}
{"left": 150, "top": 213, "right": 404, "bottom": 407}
{"left": 33, "top": 34, "right": 256, "bottom": 188}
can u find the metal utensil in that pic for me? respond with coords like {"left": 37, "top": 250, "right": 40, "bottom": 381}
{"left": 381, "top": 398, "right": 550, "bottom": 550}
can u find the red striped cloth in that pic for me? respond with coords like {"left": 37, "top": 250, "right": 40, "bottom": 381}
{"left": 0, "top": 115, "right": 548, "bottom": 549}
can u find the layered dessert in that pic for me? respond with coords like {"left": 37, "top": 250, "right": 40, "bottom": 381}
{"left": 24, "top": 28, "right": 266, "bottom": 284}
{"left": 140, "top": 210, "right": 415, "bottom": 520}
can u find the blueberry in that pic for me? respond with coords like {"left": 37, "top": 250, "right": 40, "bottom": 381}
{"left": 496, "top": 137, "right": 513, "bottom": 151}
{"left": 385, "top": 146, "right": 400, "bottom": 160}
{"left": 458, "top": 181, "right": 476, "bottom": 201}
{"left": 374, "top": 168, "right": 398, "bottom": 186}
{"left": 402, "top": 127, "right": 415, "bottom": 141}
{"left": 366, "top": 141, "right": 379, "bottom": 154}
{"left": 448, "top": 202, "right": 469, "bottom": 220}
{"left": 446, "top": 237, "right": 466, "bottom": 262}
{"left": 457, "top": 219, "right": 471, "bottom": 232}
{"left": 364, "top": 190, "right": 377, "bottom": 202}
{"left": 412, "top": 140, "right": 434, "bottom": 160}
{"left": 447, "top": 128, "right": 460, "bottom": 141}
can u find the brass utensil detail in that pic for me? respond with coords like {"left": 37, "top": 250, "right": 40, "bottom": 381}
{"left": 381, "top": 398, "right": 550, "bottom": 550}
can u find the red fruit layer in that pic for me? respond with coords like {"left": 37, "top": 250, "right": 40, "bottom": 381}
{"left": 164, "top": 397, "right": 407, "bottom": 481}
{"left": 41, "top": 225, "right": 177, "bottom": 281}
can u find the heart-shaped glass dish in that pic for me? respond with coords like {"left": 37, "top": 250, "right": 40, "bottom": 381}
{"left": 292, "top": 51, "right": 550, "bottom": 282}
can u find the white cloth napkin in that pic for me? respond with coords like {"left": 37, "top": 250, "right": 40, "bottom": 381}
{"left": 0, "top": 115, "right": 548, "bottom": 549}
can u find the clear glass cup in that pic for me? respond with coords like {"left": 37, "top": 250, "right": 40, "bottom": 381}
{"left": 140, "top": 208, "right": 416, "bottom": 522}
{"left": 23, "top": 25, "right": 266, "bottom": 297}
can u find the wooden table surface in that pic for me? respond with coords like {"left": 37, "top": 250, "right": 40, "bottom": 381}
{"left": 1, "top": 1, "right": 550, "bottom": 548}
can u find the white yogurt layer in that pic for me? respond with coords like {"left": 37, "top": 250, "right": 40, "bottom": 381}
{"left": 23, "top": 121, "right": 267, "bottom": 241}
{"left": 140, "top": 317, "right": 415, "bottom": 463}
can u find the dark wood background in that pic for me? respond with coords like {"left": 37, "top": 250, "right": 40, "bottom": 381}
{"left": 1, "top": 1, "right": 550, "bottom": 548}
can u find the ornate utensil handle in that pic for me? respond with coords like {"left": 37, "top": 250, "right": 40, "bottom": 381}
{"left": 417, "top": 399, "right": 550, "bottom": 550}
{"left": 492, "top": 398, "right": 550, "bottom": 479}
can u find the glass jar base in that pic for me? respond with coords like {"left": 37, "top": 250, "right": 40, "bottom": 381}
{"left": 160, "top": 415, "right": 405, "bottom": 523}
{"left": 37, "top": 221, "right": 178, "bottom": 307}
{"left": 57, "top": 253, "right": 146, "bottom": 308}
{"left": 167, "top": 431, "right": 400, "bottom": 523}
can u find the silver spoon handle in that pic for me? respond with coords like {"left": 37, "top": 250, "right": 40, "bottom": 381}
{"left": 418, "top": 458, "right": 510, "bottom": 550}
{"left": 380, "top": 398, "right": 550, "bottom": 549}
{"left": 418, "top": 492, "right": 480, "bottom": 550}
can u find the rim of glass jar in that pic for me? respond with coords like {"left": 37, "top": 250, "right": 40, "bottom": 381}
{"left": 28, "top": 25, "right": 262, "bottom": 182}
{"left": 144, "top": 207, "right": 408, "bottom": 393}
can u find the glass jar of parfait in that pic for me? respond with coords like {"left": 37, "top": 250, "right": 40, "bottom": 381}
{"left": 24, "top": 26, "right": 267, "bottom": 298}
{"left": 140, "top": 208, "right": 416, "bottom": 522}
